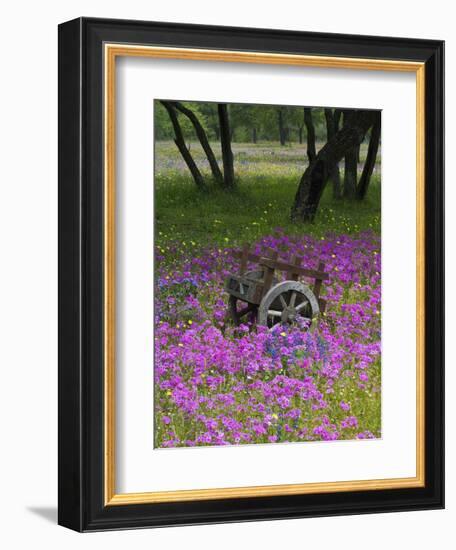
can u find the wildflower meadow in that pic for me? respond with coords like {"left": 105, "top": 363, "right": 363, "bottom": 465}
{"left": 154, "top": 101, "right": 381, "bottom": 449}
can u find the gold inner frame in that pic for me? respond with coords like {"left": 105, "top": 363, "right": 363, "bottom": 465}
{"left": 104, "top": 44, "right": 426, "bottom": 506}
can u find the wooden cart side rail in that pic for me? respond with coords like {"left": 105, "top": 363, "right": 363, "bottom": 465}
{"left": 258, "top": 258, "right": 329, "bottom": 282}
{"left": 233, "top": 249, "right": 329, "bottom": 281}
{"left": 236, "top": 245, "right": 278, "bottom": 275}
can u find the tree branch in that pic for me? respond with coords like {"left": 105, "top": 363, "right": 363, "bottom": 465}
{"left": 160, "top": 101, "right": 207, "bottom": 190}
{"left": 171, "top": 101, "right": 223, "bottom": 185}
{"left": 356, "top": 112, "right": 381, "bottom": 200}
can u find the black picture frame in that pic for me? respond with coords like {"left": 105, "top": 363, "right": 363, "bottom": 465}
{"left": 58, "top": 17, "right": 444, "bottom": 532}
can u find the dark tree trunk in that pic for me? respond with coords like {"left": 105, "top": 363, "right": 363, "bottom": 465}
{"left": 304, "top": 107, "right": 316, "bottom": 164}
{"left": 324, "top": 108, "right": 342, "bottom": 199}
{"left": 278, "top": 109, "right": 286, "bottom": 146}
{"left": 252, "top": 127, "right": 257, "bottom": 144}
{"left": 160, "top": 101, "right": 206, "bottom": 190}
{"left": 217, "top": 103, "right": 235, "bottom": 188}
{"left": 334, "top": 109, "right": 342, "bottom": 131}
{"left": 342, "top": 111, "right": 362, "bottom": 199}
{"left": 344, "top": 145, "right": 359, "bottom": 199}
{"left": 171, "top": 101, "right": 223, "bottom": 185}
{"left": 291, "top": 110, "right": 377, "bottom": 222}
{"left": 356, "top": 112, "right": 381, "bottom": 200}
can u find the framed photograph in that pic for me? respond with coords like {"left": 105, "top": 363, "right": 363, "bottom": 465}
{"left": 58, "top": 17, "right": 444, "bottom": 531}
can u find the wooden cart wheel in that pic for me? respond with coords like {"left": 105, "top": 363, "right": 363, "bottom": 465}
{"left": 257, "top": 281, "right": 320, "bottom": 329}
{"left": 228, "top": 295, "right": 258, "bottom": 326}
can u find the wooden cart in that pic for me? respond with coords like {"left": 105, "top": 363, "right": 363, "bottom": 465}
{"left": 225, "top": 244, "right": 328, "bottom": 329}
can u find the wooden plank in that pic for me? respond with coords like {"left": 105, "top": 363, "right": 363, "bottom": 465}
{"left": 239, "top": 243, "right": 250, "bottom": 274}
{"left": 313, "top": 261, "right": 326, "bottom": 298}
{"left": 288, "top": 255, "right": 302, "bottom": 281}
{"left": 262, "top": 250, "right": 278, "bottom": 296}
{"left": 225, "top": 274, "right": 262, "bottom": 305}
{"left": 233, "top": 249, "right": 271, "bottom": 264}
{"left": 259, "top": 258, "right": 329, "bottom": 280}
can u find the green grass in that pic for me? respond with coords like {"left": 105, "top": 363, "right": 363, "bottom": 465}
{"left": 155, "top": 172, "right": 381, "bottom": 255}
{"left": 155, "top": 140, "right": 381, "bottom": 256}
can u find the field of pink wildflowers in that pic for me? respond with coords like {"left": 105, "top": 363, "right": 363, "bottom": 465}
{"left": 154, "top": 229, "right": 381, "bottom": 448}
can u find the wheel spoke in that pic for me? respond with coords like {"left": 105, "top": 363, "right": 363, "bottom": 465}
{"left": 289, "top": 291, "right": 297, "bottom": 308}
{"left": 257, "top": 280, "right": 317, "bottom": 329}
{"left": 296, "top": 299, "right": 309, "bottom": 312}
{"left": 268, "top": 310, "right": 282, "bottom": 318}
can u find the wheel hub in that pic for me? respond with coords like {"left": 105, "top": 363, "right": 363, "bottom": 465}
{"left": 282, "top": 306, "right": 297, "bottom": 323}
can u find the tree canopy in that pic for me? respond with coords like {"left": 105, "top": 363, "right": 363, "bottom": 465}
{"left": 156, "top": 101, "right": 328, "bottom": 144}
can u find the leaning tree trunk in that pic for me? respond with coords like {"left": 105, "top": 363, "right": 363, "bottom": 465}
{"left": 304, "top": 108, "right": 316, "bottom": 164}
{"left": 217, "top": 103, "right": 235, "bottom": 188}
{"left": 356, "top": 112, "right": 381, "bottom": 200}
{"left": 291, "top": 110, "right": 377, "bottom": 222}
{"left": 324, "top": 108, "right": 342, "bottom": 199}
{"left": 278, "top": 109, "right": 286, "bottom": 146}
{"left": 171, "top": 101, "right": 223, "bottom": 185}
{"left": 160, "top": 101, "right": 206, "bottom": 190}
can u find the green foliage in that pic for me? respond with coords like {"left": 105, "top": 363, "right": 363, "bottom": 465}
{"left": 155, "top": 100, "right": 211, "bottom": 141}
{"left": 156, "top": 100, "right": 337, "bottom": 144}
{"left": 154, "top": 101, "right": 174, "bottom": 140}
